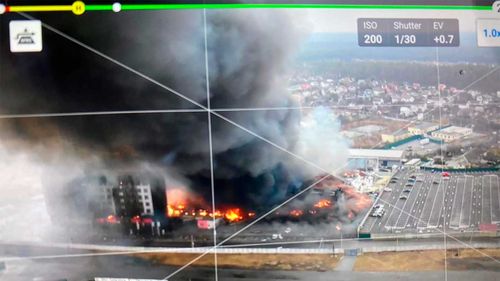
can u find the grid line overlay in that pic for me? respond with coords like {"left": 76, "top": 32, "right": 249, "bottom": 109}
{"left": 436, "top": 46, "right": 448, "bottom": 281}
{"left": 2, "top": 101, "right": 499, "bottom": 119}
{"left": 203, "top": 8, "right": 219, "bottom": 281}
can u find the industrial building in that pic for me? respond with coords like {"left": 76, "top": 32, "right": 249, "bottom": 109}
{"left": 347, "top": 149, "right": 405, "bottom": 169}
{"left": 381, "top": 130, "right": 412, "bottom": 143}
{"left": 430, "top": 126, "right": 473, "bottom": 143}
{"left": 407, "top": 122, "right": 440, "bottom": 135}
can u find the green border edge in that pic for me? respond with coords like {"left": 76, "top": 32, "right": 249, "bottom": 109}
{"left": 85, "top": 3, "right": 492, "bottom": 11}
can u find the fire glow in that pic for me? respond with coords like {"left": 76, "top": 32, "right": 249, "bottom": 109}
{"left": 166, "top": 188, "right": 248, "bottom": 222}
{"left": 314, "top": 199, "right": 332, "bottom": 208}
{"left": 224, "top": 208, "right": 243, "bottom": 222}
{"left": 289, "top": 209, "right": 304, "bottom": 217}
{"left": 164, "top": 178, "right": 371, "bottom": 223}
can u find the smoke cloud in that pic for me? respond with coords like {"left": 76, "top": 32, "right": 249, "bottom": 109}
{"left": 0, "top": 9, "right": 350, "bottom": 239}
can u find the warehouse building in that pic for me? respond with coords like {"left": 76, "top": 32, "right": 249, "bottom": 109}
{"left": 347, "top": 149, "right": 405, "bottom": 170}
{"left": 407, "top": 122, "right": 440, "bottom": 135}
{"left": 381, "top": 130, "right": 412, "bottom": 143}
{"left": 430, "top": 126, "right": 472, "bottom": 143}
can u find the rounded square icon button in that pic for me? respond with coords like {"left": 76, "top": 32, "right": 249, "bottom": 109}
{"left": 493, "top": 1, "right": 500, "bottom": 13}
{"left": 9, "top": 20, "right": 43, "bottom": 52}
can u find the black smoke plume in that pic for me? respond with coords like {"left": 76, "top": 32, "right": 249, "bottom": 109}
{"left": 0, "top": 9, "right": 349, "bottom": 226}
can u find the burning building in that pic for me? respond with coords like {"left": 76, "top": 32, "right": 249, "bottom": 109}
{"left": 111, "top": 175, "right": 167, "bottom": 219}
{"left": 112, "top": 175, "right": 142, "bottom": 218}
{"left": 1, "top": 10, "right": 361, "bottom": 240}
{"left": 166, "top": 186, "right": 250, "bottom": 225}
{"left": 46, "top": 172, "right": 168, "bottom": 233}
{"left": 165, "top": 174, "right": 371, "bottom": 227}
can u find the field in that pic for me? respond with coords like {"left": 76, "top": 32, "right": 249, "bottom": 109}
{"left": 354, "top": 248, "right": 500, "bottom": 271}
{"left": 132, "top": 248, "right": 500, "bottom": 272}
{"left": 133, "top": 252, "right": 341, "bottom": 271}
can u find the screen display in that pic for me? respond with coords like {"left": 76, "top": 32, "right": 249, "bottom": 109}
{"left": 0, "top": 1, "right": 499, "bottom": 281}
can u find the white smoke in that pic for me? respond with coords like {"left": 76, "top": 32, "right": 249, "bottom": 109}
{"left": 0, "top": 143, "right": 51, "bottom": 242}
{"left": 288, "top": 107, "right": 350, "bottom": 178}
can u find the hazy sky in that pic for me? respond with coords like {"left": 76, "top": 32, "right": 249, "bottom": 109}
{"left": 295, "top": 9, "right": 494, "bottom": 33}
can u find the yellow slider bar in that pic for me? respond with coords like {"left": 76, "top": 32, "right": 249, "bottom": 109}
{"left": 5, "top": 2, "right": 86, "bottom": 15}
{"left": 8, "top": 5, "right": 74, "bottom": 12}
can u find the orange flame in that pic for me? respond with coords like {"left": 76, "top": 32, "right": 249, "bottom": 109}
{"left": 214, "top": 210, "right": 223, "bottom": 218}
{"left": 314, "top": 199, "right": 332, "bottom": 208}
{"left": 198, "top": 209, "right": 208, "bottom": 217}
{"left": 167, "top": 188, "right": 188, "bottom": 206}
{"left": 289, "top": 209, "right": 303, "bottom": 217}
{"left": 167, "top": 205, "right": 184, "bottom": 217}
{"left": 224, "top": 208, "right": 243, "bottom": 222}
{"left": 166, "top": 187, "right": 209, "bottom": 218}
{"left": 353, "top": 195, "right": 372, "bottom": 212}
{"left": 342, "top": 186, "right": 372, "bottom": 217}
{"left": 106, "top": 215, "right": 118, "bottom": 224}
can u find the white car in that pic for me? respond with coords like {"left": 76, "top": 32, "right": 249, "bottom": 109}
{"left": 272, "top": 233, "right": 283, "bottom": 240}
{"left": 371, "top": 209, "right": 385, "bottom": 217}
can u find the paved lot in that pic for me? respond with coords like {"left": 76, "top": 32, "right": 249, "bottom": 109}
{"left": 361, "top": 170, "right": 500, "bottom": 235}
{"left": 393, "top": 139, "right": 441, "bottom": 156}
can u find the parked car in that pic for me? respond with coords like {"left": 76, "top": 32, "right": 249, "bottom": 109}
{"left": 371, "top": 208, "right": 385, "bottom": 217}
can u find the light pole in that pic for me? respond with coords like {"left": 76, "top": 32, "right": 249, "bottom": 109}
{"left": 336, "top": 224, "right": 343, "bottom": 250}
{"left": 341, "top": 230, "right": 343, "bottom": 249}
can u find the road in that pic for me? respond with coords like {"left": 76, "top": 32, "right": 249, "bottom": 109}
{"left": 2, "top": 235, "right": 499, "bottom": 259}
{"left": 1, "top": 254, "right": 499, "bottom": 281}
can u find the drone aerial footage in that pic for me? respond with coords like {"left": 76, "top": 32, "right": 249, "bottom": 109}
{"left": 0, "top": 0, "right": 499, "bottom": 280}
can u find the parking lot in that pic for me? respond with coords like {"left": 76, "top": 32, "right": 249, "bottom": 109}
{"left": 360, "top": 169, "right": 500, "bottom": 235}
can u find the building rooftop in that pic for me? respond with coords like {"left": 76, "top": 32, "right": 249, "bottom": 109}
{"left": 436, "top": 126, "right": 472, "bottom": 134}
{"left": 348, "top": 149, "right": 404, "bottom": 160}
{"left": 405, "top": 158, "right": 422, "bottom": 166}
